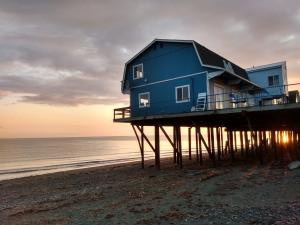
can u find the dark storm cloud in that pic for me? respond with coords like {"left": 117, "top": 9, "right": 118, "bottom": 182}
{"left": 0, "top": 0, "right": 299, "bottom": 105}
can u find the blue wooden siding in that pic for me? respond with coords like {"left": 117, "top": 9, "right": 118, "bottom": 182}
{"left": 130, "top": 73, "right": 208, "bottom": 117}
{"left": 125, "top": 42, "right": 202, "bottom": 86}
{"left": 247, "top": 64, "right": 286, "bottom": 97}
{"left": 124, "top": 42, "right": 210, "bottom": 117}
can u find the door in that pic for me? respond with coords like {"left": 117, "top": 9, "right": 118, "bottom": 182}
{"left": 214, "top": 84, "right": 224, "bottom": 109}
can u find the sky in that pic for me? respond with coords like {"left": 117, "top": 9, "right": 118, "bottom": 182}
{"left": 0, "top": 0, "right": 300, "bottom": 138}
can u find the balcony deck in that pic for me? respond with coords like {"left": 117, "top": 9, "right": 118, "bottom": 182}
{"left": 114, "top": 102, "right": 300, "bottom": 130}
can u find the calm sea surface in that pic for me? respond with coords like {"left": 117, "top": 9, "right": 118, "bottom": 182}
{"left": 0, "top": 136, "right": 190, "bottom": 181}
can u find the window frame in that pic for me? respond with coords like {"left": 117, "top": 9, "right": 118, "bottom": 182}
{"left": 175, "top": 85, "right": 190, "bottom": 103}
{"left": 138, "top": 92, "right": 150, "bottom": 108}
{"left": 133, "top": 63, "right": 144, "bottom": 80}
{"left": 268, "top": 75, "right": 279, "bottom": 86}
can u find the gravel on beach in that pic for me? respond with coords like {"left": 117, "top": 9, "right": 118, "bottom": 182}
{"left": 1, "top": 158, "right": 300, "bottom": 225}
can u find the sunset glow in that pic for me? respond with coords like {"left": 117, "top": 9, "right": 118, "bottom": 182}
{"left": 0, "top": 0, "right": 300, "bottom": 138}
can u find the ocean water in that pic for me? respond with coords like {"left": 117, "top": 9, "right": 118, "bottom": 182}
{"left": 0, "top": 136, "right": 190, "bottom": 181}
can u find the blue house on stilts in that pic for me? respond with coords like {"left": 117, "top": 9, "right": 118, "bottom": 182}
{"left": 118, "top": 39, "right": 289, "bottom": 119}
{"left": 114, "top": 39, "right": 300, "bottom": 169}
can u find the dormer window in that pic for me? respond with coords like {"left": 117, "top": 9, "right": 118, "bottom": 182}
{"left": 133, "top": 64, "right": 143, "bottom": 80}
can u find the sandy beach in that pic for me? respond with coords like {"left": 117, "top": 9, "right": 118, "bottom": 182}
{"left": 1, "top": 157, "right": 300, "bottom": 225}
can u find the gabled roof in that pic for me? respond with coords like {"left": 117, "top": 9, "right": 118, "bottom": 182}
{"left": 122, "top": 39, "right": 252, "bottom": 93}
{"left": 194, "top": 42, "right": 249, "bottom": 79}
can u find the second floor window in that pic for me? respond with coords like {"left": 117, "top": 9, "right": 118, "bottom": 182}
{"left": 133, "top": 64, "right": 143, "bottom": 80}
{"left": 176, "top": 85, "right": 190, "bottom": 103}
{"left": 268, "top": 75, "right": 279, "bottom": 86}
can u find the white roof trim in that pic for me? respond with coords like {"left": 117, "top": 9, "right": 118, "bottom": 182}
{"left": 246, "top": 61, "right": 286, "bottom": 72}
{"left": 207, "top": 70, "right": 224, "bottom": 79}
{"left": 208, "top": 70, "right": 262, "bottom": 88}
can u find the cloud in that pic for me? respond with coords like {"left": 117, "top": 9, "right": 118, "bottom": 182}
{"left": 0, "top": 90, "right": 10, "bottom": 99}
{"left": 0, "top": 0, "right": 299, "bottom": 105}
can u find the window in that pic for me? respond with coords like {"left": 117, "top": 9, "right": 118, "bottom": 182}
{"left": 133, "top": 64, "right": 143, "bottom": 80}
{"left": 176, "top": 85, "right": 190, "bottom": 103}
{"left": 139, "top": 92, "right": 150, "bottom": 108}
{"left": 268, "top": 75, "right": 279, "bottom": 86}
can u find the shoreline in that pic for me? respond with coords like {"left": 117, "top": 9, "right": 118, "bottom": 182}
{"left": 1, "top": 157, "right": 300, "bottom": 224}
{"left": 0, "top": 157, "right": 143, "bottom": 182}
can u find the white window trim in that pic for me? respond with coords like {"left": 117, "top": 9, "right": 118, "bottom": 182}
{"left": 175, "top": 85, "right": 190, "bottom": 103}
{"left": 133, "top": 63, "right": 143, "bottom": 80}
{"left": 268, "top": 75, "right": 279, "bottom": 86}
{"left": 138, "top": 92, "right": 150, "bottom": 108}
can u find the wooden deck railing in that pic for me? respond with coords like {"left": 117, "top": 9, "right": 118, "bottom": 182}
{"left": 114, "top": 106, "right": 131, "bottom": 120}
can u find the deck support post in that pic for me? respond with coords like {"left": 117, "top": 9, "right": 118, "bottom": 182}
{"left": 225, "top": 131, "right": 229, "bottom": 155}
{"left": 199, "top": 128, "right": 203, "bottom": 164}
{"left": 196, "top": 127, "right": 203, "bottom": 164}
{"left": 253, "top": 131, "right": 258, "bottom": 158}
{"left": 188, "top": 127, "right": 192, "bottom": 160}
{"left": 293, "top": 130, "right": 297, "bottom": 152}
{"left": 131, "top": 124, "right": 145, "bottom": 169}
{"left": 195, "top": 127, "right": 199, "bottom": 162}
{"left": 220, "top": 127, "right": 224, "bottom": 156}
{"left": 160, "top": 125, "right": 176, "bottom": 152}
{"left": 271, "top": 130, "right": 277, "bottom": 160}
{"left": 210, "top": 127, "right": 216, "bottom": 166}
{"left": 173, "top": 126, "right": 177, "bottom": 164}
{"left": 141, "top": 126, "right": 144, "bottom": 168}
{"left": 263, "top": 131, "right": 267, "bottom": 155}
{"left": 258, "top": 131, "right": 264, "bottom": 164}
{"left": 228, "top": 129, "right": 235, "bottom": 161}
{"left": 244, "top": 131, "right": 249, "bottom": 157}
{"left": 175, "top": 126, "right": 183, "bottom": 168}
{"left": 198, "top": 127, "right": 212, "bottom": 160}
{"left": 207, "top": 127, "right": 211, "bottom": 159}
{"left": 280, "top": 131, "right": 284, "bottom": 156}
{"left": 234, "top": 131, "right": 237, "bottom": 152}
{"left": 296, "top": 130, "right": 300, "bottom": 152}
{"left": 216, "top": 127, "right": 221, "bottom": 161}
{"left": 240, "top": 131, "right": 244, "bottom": 156}
{"left": 155, "top": 125, "right": 160, "bottom": 170}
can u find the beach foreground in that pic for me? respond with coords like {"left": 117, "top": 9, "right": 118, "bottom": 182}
{"left": 1, "top": 158, "right": 300, "bottom": 225}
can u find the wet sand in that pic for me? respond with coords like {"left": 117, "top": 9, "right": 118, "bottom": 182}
{"left": 1, "top": 157, "right": 300, "bottom": 225}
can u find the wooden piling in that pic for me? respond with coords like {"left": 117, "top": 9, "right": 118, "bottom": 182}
{"left": 244, "top": 131, "right": 249, "bottom": 157}
{"left": 220, "top": 127, "right": 224, "bottom": 156}
{"left": 234, "top": 131, "right": 237, "bottom": 152}
{"left": 229, "top": 130, "right": 235, "bottom": 161}
{"left": 173, "top": 126, "right": 177, "bottom": 164}
{"left": 177, "top": 126, "right": 183, "bottom": 168}
{"left": 197, "top": 127, "right": 203, "bottom": 164}
{"left": 195, "top": 127, "right": 199, "bottom": 162}
{"left": 155, "top": 125, "right": 160, "bottom": 169}
{"left": 210, "top": 127, "right": 216, "bottom": 166}
{"left": 188, "top": 127, "right": 192, "bottom": 160}
{"left": 216, "top": 127, "right": 221, "bottom": 161}
{"left": 258, "top": 131, "right": 264, "bottom": 164}
{"left": 141, "top": 126, "right": 144, "bottom": 168}
{"left": 240, "top": 131, "right": 244, "bottom": 156}
{"left": 271, "top": 130, "right": 277, "bottom": 160}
